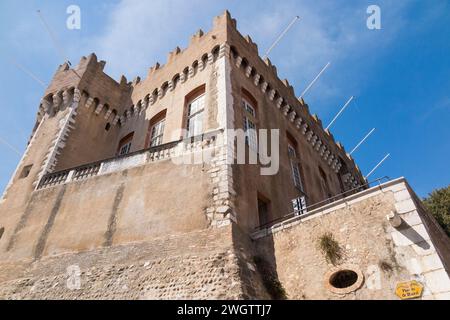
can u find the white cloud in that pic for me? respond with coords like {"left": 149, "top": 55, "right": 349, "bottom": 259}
{"left": 80, "top": 0, "right": 211, "bottom": 80}
{"left": 73, "top": 0, "right": 411, "bottom": 108}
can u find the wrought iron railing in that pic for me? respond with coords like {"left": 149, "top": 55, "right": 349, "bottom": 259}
{"left": 253, "top": 176, "right": 391, "bottom": 232}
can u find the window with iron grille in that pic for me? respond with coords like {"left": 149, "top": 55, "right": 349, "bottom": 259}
{"left": 292, "top": 196, "right": 307, "bottom": 216}
{"left": 187, "top": 94, "right": 205, "bottom": 137}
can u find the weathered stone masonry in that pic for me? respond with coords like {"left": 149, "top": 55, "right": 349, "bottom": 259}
{"left": 0, "top": 11, "right": 448, "bottom": 300}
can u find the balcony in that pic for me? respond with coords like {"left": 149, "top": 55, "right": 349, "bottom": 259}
{"left": 37, "top": 129, "right": 222, "bottom": 190}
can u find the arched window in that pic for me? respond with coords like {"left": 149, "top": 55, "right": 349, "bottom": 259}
{"left": 148, "top": 110, "right": 166, "bottom": 147}
{"left": 185, "top": 85, "right": 206, "bottom": 138}
{"left": 241, "top": 88, "right": 257, "bottom": 151}
{"left": 117, "top": 132, "right": 134, "bottom": 156}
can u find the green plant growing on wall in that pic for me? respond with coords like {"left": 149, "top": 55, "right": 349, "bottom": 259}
{"left": 253, "top": 256, "right": 287, "bottom": 300}
{"left": 318, "top": 232, "right": 342, "bottom": 265}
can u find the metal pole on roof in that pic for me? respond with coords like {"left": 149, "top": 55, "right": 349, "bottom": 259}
{"left": 298, "top": 62, "right": 331, "bottom": 100}
{"left": 262, "top": 15, "right": 300, "bottom": 60}
{"left": 325, "top": 96, "right": 354, "bottom": 130}
{"left": 350, "top": 128, "right": 376, "bottom": 155}
{"left": 365, "top": 153, "right": 390, "bottom": 179}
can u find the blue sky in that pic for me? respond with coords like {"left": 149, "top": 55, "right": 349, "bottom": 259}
{"left": 0, "top": 0, "right": 449, "bottom": 197}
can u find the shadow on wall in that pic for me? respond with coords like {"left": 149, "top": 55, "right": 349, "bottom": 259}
{"left": 232, "top": 224, "right": 287, "bottom": 300}
{"left": 397, "top": 220, "right": 430, "bottom": 250}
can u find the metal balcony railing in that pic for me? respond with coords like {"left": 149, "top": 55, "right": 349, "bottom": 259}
{"left": 253, "top": 176, "right": 391, "bottom": 233}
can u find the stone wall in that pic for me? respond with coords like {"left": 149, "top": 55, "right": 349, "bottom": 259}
{"left": 0, "top": 227, "right": 241, "bottom": 299}
{"left": 253, "top": 178, "right": 450, "bottom": 300}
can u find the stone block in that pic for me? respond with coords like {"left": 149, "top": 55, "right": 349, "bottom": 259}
{"left": 424, "top": 269, "right": 450, "bottom": 294}
{"left": 390, "top": 224, "right": 430, "bottom": 247}
{"left": 420, "top": 254, "right": 444, "bottom": 273}
{"left": 401, "top": 211, "right": 422, "bottom": 227}
{"left": 434, "top": 291, "right": 450, "bottom": 300}
{"left": 394, "top": 199, "right": 416, "bottom": 214}
{"left": 411, "top": 241, "right": 436, "bottom": 256}
{"left": 394, "top": 189, "right": 411, "bottom": 202}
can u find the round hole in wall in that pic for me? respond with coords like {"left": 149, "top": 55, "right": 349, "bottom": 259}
{"left": 329, "top": 270, "right": 358, "bottom": 289}
{"left": 105, "top": 123, "right": 111, "bottom": 131}
{"left": 324, "top": 265, "right": 364, "bottom": 294}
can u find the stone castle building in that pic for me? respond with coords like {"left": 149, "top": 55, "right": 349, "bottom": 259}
{"left": 0, "top": 11, "right": 449, "bottom": 300}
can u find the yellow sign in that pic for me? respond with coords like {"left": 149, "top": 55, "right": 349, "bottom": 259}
{"left": 395, "top": 280, "right": 424, "bottom": 300}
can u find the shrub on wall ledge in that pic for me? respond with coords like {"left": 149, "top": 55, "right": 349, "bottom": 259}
{"left": 318, "top": 232, "right": 342, "bottom": 265}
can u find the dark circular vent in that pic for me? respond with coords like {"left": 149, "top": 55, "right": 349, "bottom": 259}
{"left": 329, "top": 270, "right": 358, "bottom": 289}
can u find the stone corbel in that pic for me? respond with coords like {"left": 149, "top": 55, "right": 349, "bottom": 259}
{"left": 208, "top": 53, "right": 214, "bottom": 65}
{"left": 95, "top": 103, "right": 104, "bottom": 115}
{"left": 112, "top": 115, "right": 120, "bottom": 125}
{"left": 269, "top": 89, "right": 276, "bottom": 101}
{"left": 198, "top": 60, "right": 205, "bottom": 71}
{"left": 276, "top": 97, "right": 283, "bottom": 109}
{"left": 245, "top": 65, "right": 252, "bottom": 78}
{"left": 62, "top": 90, "right": 70, "bottom": 106}
{"left": 180, "top": 72, "right": 187, "bottom": 83}
{"left": 288, "top": 110, "right": 296, "bottom": 122}
{"left": 149, "top": 95, "right": 156, "bottom": 105}
{"left": 189, "top": 66, "right": 195, "bottom": 78}
{"left": 253, "top": 74, "right": 260, "bottom": 86}
{"left": 41, "top": 98, "right": 52, "bottom": 114}
{"left": 315, "top": 140, "right": 322, "bottom": 151}
{"left": 261, "top": 82, "right": 268, "bottom": 93}
{"left": 85, "top": 97, "right": 94, "bottom": 109}
{"left": 104, "top": 109, "right": 112, "bottom": 120}
{"left": 282, "top": 105, "right": 290, "bottom": 116}
{"left": 52, "top": 93, "right": 62, "bottom": 111}
{"left": 235, "top": 56, "right": 243, "bottom": 68}
{"left": 168, "top": 80, "right": 174, "bottom": 92}
{"left": 73, "top": 88, "right": 81, "bottom": 103}
{"left": 219, "top": 43, "right": 231, "bottom": 59}
{"left": 311, "top": 135, "right": 318, "bottom": 146}
{"left": 328, "top": 155, "right": 335, "bottom": 166}
{"left": 301, "top": 123, "right": 308, "bottom": 135}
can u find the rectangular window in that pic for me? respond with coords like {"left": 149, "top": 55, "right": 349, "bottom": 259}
{"left": 150, "top": 118, "right": 165, "bottom": 147}
{"left": 119, "top": 142, "right": 131, "bottom": 156}
{"left": 288, "top": 144, "right": 304, "bottom": 192}
{"left": 242, "top": 98, "right": 256, "bottom": 117}
{"left": 292, "top": 196, "right": 307, "bottom": 216}
{"left": 187, "top": 94, "right": 205, "bottom": 137}
{"left": 117, "top": 132, "right": 134, "bottom": 156}
{"left": 244, "top": 117, "right": 258, "bottom": 151}
{"left": 20, "top": 164, "right": 33, "bottom": 179}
